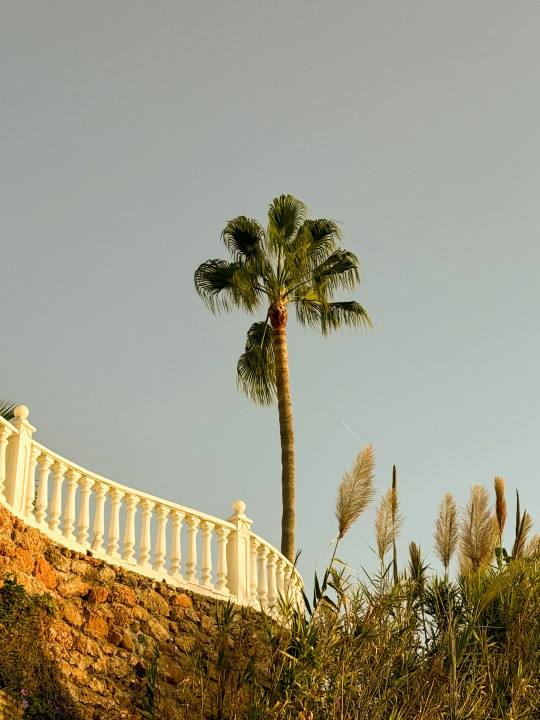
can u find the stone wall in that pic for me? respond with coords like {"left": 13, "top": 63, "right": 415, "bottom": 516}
{"left": 0, "top": 505, "right": 270, "bottom": 719}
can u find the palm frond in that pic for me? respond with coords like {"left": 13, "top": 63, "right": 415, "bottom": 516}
{"left": 434, "top": 492, "right": 458, "bottom": 574}
{"left": 237, "top": 321, "right": 276, "bottom": 406}
{"left": 0, "top": 399, "right": 17, "bottom": 422}
{"left": 267, "top": 195, "right": 307, "bottom": 253}
{"left": 194, "top": 259, "right": 264, "bottom": 313}
{"left": 222, "top": 216, "right": 266, "bottom": 265}
{"left": 294, "top": 297, "right": 372, "bottom": 336}
{"left": 286, "top": 218, "right": 342, "bottom": 273}
{"left": 310, "top": 249, "right": 360, "bottom": 293}
{"left": 335, "top": 444, "right": 375, "bottom": 540}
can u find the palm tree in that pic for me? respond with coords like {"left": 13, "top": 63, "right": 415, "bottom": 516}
{"left": 195, "top": 195, "right": 371, "bottom": 561}
{"left": 0, "top": 399, "right": 17, "bottom": 422}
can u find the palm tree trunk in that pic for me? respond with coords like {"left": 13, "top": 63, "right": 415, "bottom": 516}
{"left": 269, "top": 302, "right": 295, "bottom": 562}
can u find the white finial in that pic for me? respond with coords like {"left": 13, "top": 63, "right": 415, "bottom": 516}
{"left": 232, "top": 500, "right": 246, "bottom": 514}
{"left": 14, "top": 405, "right": 29, "bottom": 420}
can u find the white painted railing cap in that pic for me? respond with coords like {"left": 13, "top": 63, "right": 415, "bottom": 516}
{"left": 232, "top": 500, "right": 246, "bottom": 514}
{"left": 14, "top": 405, "right": 29, "bottom": 420}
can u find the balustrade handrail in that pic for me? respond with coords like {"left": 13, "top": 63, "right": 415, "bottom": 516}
{"left": 30, "top": 439, "right": 238, "bottom": 532}
{"left": 0, "top": 407, "right": 304, "bottom": 612}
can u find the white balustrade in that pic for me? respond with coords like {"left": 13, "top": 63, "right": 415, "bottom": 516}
{"left": 267, "top": 551, "right": 278, "bottom": 607}
{"left": 0, "top": 422, "right": 12, "bottom": 503}
{"left": 154, "top": 504, "right": 169, "bottom": 573}
{"left": 35, "top": 454, "right": 52, "bottom": 527}
{"left": 62, "top": 469, "right": 80, "bottom": 540}
{"left": 107, "top": 487, "right": 124, "bottom": 558}
{"left": 139, "top": 499, "right": 154, "bottom": 568}
{"left": 276, "top": 557, "right": 285, "bottom": 601}
{"left": 250, "top": 536, "right": 259, "bottom": 601}
{"left": 170, "top": 509, "right": 184, "bottom": 580}
{"left": 92, "top": 481, "right": 107, "bottom": 553}
{"left": 0, "top": 406, "right": 303, "bottom": 613}
{"left": 49, "top": 461, "right": 66, "bottom": 533}
{"left": 77, "top": 476, "right": 93, "bottom": 547}
{"left": 25, "top": 446, "right": 40, "bottom": 517}
{"left": 186, "top": 515, "right": 200, "bottom": 584}
{"left": 257, "top": 544, "right": 269, "bottom": 608}
{"left": 216, "top": 525, "right": 230, "bottom": 595}
{"left": 123, "top": 494, "right": 138, "bottom": 563}
{"left": 200, "top": 520, "right": 214, "bottom": 589}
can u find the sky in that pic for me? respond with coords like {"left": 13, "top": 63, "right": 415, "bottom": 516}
{"left": 2, "top": 1, "right": 540, "bottom": 584}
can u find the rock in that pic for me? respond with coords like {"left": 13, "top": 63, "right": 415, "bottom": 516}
{"left": 69, "top": 666, "right": 88, "bottom": 684}
{"left": 108, "top": 627, "right": 123, "bottom": 646}
{"left": 88, "top": 585, "right": 110, "bottom": 604}
{"left": 144, "top": 618, "right": 170, "bottom": 642}
{"left": 97, "top": 565, "right": 117, "bottom": 583}
{"left": 84, "top": 614, "right": 109, "bottom": 639}
{"left": 71, "top": 559, "right": 95, "bottom": 576}
{"left": 120, "top": 629, "right": 134, "bottom": 652}
{"left": 176, "top": 635, "right": 196, "bottom": 653}
{"left": 57, "top": 578, "right": 90, "bottom": 599}
{"left": 139, "top": 588, "right": 169, "bottom": 617}
{"left": 33, "top": 557, "right": 57, "bottom": 589}
{"left": 63, "top": 602, "right": 83, "bottom": 626}
{"left": 89, "top": 677, "right": 107, "bottom": 694}
{"left": 75, "top": 634, "right": 102, "bottom": 657}
{"left": 110, "top": 602, "right": 133, "bottom": 628}
{"left": 166, "top": 664, "right": 184, "bottom": 684}
{"left": 157, "top": 639, "right": 177, "bottom": 656}
{"left": 110, "top": 583, "right": 137, "bottom": 607}
{"left": 132, "top": 604, "right": 149, "bottom": 621}
{"left": 48, "top": 619, "right": 74, "bottom": 650}
{"left": 170, "top": 593, "right": 192, "bottom": 608}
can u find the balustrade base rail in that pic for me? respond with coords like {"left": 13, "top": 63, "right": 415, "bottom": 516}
{"left": 0, "top": 406, "right": 303, "bottom": 613}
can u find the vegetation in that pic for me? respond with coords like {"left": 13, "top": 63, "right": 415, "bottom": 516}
{"left": 0, "top": 398, "right": 16, "bottom": 422}
{"left": 195, "top": 195, "right": 371, "bottom": 560}
{"left": 0, "top": 575, "right": 81, "bottom": 719}
{"left": 176, "top": 451, "right": 540, "bottom": 719}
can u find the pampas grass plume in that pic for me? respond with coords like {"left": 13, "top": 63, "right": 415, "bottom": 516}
{"left": 335, "top": 444, "right": 375, "bottom": 540}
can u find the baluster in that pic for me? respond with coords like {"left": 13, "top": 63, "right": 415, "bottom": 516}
{"left": 62, "top": 469, "right": 80, "bottom": 540}
{"left": 35, "top": 455, "right": 53, "bottom": 527}
{"left": 283, "top": 563, "right": 293, "bottom": 602}
{"left": 107, "top": 487, "right": 124, "bottom": 558}
{"left": 139, "top": 499, "right": 155, "bottom": 568}
{"left": 170, "top": 509, "right": 184, "bottom": 580}
{"left": 200, "top": 520, "right": 214, "bottom": 589}
{"left": 294, "top": 574, "right": 304, "bottom": 609}
{"left": 267, "top": 551, "right": 277, "bottom": 608}
{"left": 216, "top": 526, "right": 230, "bottom": 595}
{"left": 123, "top": 494, "right": 139, "bottom": 564}
{"left": 48, "top": 461, "right": 66, "bottom": 533}
{"left": 276, "top": 557, "right": 285, "bottom": 602}
{"left": 154, "top": 504, "right": 169, "bottom": 573}
{"left": 250, "top": 537, "right": 260, "bottom": 602}
{"left": 91, "top": 481, "right": 107, "bottom": 553}
{"left": 257, "top": 544, "right": 269, "bottom": 609}
{"left": 24, "top": 446, "right": 40, "bottom": 517}
{"left": 77, "top": 476, "right": 94, "bottom": 547}
{"left": 186, "top": 515, "right": 200, "bottom": 584}
{"left": 0, "top": 425, "right": 12, "bottom": 502}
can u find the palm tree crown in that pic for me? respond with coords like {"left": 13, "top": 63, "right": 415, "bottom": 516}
{"left": 195, "top": 195, "right": 371, "bottom": 561}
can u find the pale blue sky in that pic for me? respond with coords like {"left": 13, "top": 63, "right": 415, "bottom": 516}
{"left": 2, "top": 1, "right": 540, "bottom": 580}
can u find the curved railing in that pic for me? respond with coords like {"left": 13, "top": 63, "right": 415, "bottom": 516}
{"left": 0, "top": 406, "right": 303, "bottom": 610}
